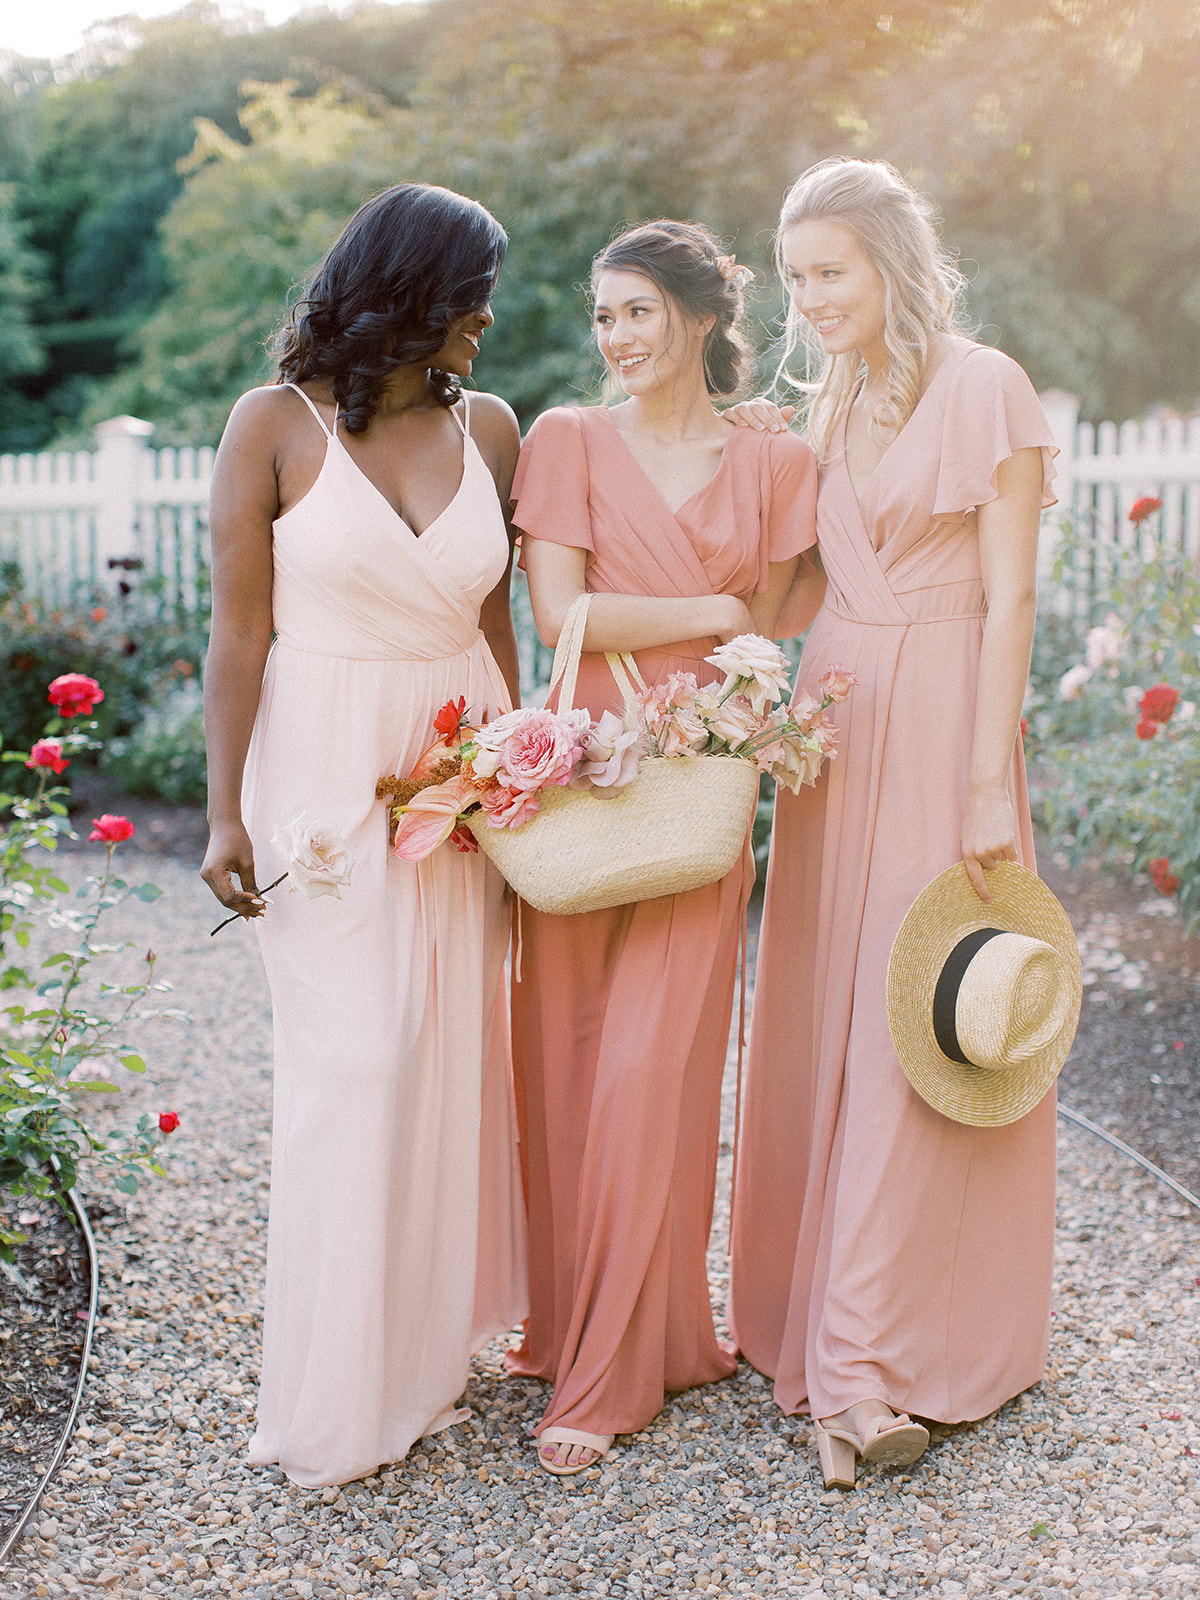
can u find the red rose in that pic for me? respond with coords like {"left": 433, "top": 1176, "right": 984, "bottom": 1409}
{"left": 91, "top": 606, "right": 107, "bottom": 623}
{"left": 158, "top": 1111, "right": 180, "bottom": 1134}
{"left": 1138, "top": 682, "right": 1180, "bottom": 725}
{"left": 89, "top": 814, "right": 135, "bottom": 843}
{"left": 47, "top": 673, "right": 105, "bottom": 718}
{"left": 1136, "top": 718, "right": 1159, "bottom": 740}
{"left": 1148, "top": 857, "right": 1180, "bottom": 896}
{"left": 1128, "top": 496, "right": 1162, "bottom": 526}
{"left": 434, "top": 696, "right": 468, "bottom": 742}
{"left": 25, "top": 738, "right": 69, "bottom": 775}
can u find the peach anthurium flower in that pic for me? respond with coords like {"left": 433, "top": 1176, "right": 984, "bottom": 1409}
{"left": 391, "top": 775, "right": 479, "bottom": 861}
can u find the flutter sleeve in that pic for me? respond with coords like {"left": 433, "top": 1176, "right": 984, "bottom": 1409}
{"left": 765, "top": 431, "right": 819, "bottom": 563}
{"left": 510, "top": 406, "right": 595, "bottom": 551}
{"left": 932, "top": 345, "right": 1059, "bottom": 518}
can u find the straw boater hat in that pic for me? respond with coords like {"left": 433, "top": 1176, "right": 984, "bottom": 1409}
{"left": 886, "top": 861, "right": 1082, "bottom": 1127}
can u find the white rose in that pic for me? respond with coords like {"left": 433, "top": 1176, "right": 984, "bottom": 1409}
{"left": 1058, "top": 664, "right": 1093, "bottom": 701}
{"left": 272, "top": 814, "right": 352, "bottom": 899}
{"left": 704, "top": 633, "right": 793, "bottom": 714}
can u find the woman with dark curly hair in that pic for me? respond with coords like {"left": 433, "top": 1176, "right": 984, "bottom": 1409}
{"left": 201, "top": 183, "right": 527, "bottom": 1487}
{"left": 507, "top": 220, "right": 818, "bottom": 1475}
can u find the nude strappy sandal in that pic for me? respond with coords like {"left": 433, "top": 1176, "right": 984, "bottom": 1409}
{"left": 537, "top": 1427, "right": 614, "bottom": 1477}
{"left": 815, "top": 1411, "right": 929, "bottom": 1489}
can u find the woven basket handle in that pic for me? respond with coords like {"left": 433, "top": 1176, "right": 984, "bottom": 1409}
{"left": 545, "top": 592, "right": 646, "bottom": 720}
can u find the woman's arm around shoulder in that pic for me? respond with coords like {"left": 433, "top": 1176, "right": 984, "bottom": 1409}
{"left": 468, "top": 390, "right": 523, "bottom": 708}
{"left": 200, "top": 386, "right": 289, "bottom": 919}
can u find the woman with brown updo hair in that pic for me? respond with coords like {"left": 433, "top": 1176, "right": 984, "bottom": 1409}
{"left": 507, "top": 219, "right": 819, "bottom": 1474}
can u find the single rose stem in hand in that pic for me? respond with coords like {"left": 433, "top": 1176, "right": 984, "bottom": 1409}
{"left": 209, "top": 872, "right": 288, "bottom": 937}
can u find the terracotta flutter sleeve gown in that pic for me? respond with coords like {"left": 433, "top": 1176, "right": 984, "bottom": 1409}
{"left": 507, "top": 404, "right": 816, "bottom": 1444}
{"left": 730, "top": 338, "right": 1059, "bottom": 1427}
{"left": 240, "top": 387, "right": 526, "bottom": 1488}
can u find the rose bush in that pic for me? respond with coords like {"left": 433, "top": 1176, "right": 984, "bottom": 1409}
{"left": 1027, "top": 513, "right": 1200, "bottom": 928}
{"left": 1, "top": 678, "right": 180, "bottom": 1257}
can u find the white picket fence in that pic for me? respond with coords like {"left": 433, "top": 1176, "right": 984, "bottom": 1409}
{"left": 1039, "top": 390, "right": 1200, "bottom": 611}
{"left": 2, "top": 399, "right": 1199, "bottom": 621}
{"left": 0, "top": 416, "right": 214, "bottom": 617}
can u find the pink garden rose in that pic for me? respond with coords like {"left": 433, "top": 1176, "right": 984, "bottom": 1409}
{"left": 48, "top": 673, "right": 105, "bottom": 718}
{"left": 479, "top": 781, "right": 543, "bottom": 830}
{"left": 26, "top": 738, "right": 69, "bottom": 775}
{"left": 89, "top": 814, "right": 135, "bottom": 843}
{"left": 473, "top": 708, "right": 584, "bottom": 792}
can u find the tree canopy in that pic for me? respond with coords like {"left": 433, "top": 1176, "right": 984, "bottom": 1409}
{"left": 0, "top": 0, "right": 1194, "bottom": 449}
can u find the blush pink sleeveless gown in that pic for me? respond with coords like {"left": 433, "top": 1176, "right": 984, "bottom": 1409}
{"left": 240, "top": 386, "right": 526, "bottom": 1487}
{"left": 731, "top": 339, "right": 1060, "bottom": 1427}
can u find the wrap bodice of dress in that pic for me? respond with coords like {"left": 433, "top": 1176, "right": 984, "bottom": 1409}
{"left": 270, "top": 394, "right": 508, "bottom": 663}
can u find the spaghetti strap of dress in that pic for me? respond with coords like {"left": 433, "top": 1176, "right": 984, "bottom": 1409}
{"left": 283, "top": 381, "right": 336, "bottom": 439}
{"left": 452, "top": 393, "right": 470, "bottom": 437}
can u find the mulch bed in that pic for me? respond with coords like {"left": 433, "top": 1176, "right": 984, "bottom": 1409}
{"left": 0, "top": 1193, "right": 91, "bottom": 1534}
{"left": 1, "top": 792, "right": 1196, "bottom": 1551}
{"left": 1040, "top": 845, "right": 1200, "bottom": 1199}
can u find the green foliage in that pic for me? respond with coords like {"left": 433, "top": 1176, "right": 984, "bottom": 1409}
{"left": 3, "top": 0, "right": 1197, "bottom": 444}
{"left": 83, "top": 80, "right": 405, "bottom": 443}
{"left": 1028, "top": 522, "right": 1200, "bottom": 928}
{"left": 870, "top": 0, "right": 1200, "bottom": 419}
{"left": 104, "top": 678, "right": 207, "bottom": 807}
{"left": 0, "top": 565, "right": 207, "bottom": 790}
{"left": 0, "top": 714, "right": 178, "bottom": 1252}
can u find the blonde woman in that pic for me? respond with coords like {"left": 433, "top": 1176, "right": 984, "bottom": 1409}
{"left": 728, "top": 158, "right": 1058, "bottom": 1487}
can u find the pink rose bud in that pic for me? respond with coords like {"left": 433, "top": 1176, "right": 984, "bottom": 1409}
{"left": 158, "top": 1111, "right": 180, "bottom": 1134}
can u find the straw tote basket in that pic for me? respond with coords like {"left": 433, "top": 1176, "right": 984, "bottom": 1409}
{"left": 468, "top": 594, "right": 760, "bottom": 915}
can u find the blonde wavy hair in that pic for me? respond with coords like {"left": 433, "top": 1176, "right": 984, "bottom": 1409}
{"left": 775, "top": 158, "right": 968, "bottom": 463}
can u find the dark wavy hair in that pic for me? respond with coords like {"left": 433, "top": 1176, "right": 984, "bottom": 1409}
{"left": 590, "top": 220, "right": 755, "bottom": 398}
{"left": 275, "top": 183, "right": 507, "bottom": 433}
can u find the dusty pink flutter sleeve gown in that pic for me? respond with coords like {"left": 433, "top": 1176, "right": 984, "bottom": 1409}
{"left": 507, "top": 404, "right": 816, "bottom": 1444}
{"left": 239, "top": 388, "right": 526, "bottom": 1488}
{"left": 730, "top": 338, "right": 1059, "bottom": 1427}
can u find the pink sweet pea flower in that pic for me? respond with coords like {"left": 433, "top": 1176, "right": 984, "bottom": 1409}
{"left": 817, "top": 664, "right": 858, "bottom": 703}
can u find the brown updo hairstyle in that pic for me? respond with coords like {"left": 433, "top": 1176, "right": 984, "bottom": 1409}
{"left": 275, "top": 182, "right": 507, "bottom": 434}
{"left": 590, "top": 220, "right": 756, "bottom": 398}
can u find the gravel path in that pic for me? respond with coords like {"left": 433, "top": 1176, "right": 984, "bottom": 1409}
{"left": 3, "top": 858, "right": 1198, "bottom": 1600}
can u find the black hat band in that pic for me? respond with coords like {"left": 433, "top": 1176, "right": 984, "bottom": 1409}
{"left": 931, "top": 928, "right": 1004, "bottom": 1065}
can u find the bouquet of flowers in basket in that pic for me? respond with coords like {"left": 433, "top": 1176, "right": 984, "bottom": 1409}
{"left": 378, "top": 636, "right": 854, "bottom": 863}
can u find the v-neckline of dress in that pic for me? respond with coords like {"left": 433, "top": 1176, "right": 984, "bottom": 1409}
{"left": 333, "top": 426, "right": 470, "bottom": 544}
{"left": 841, "top": 341, "right": 963, "bottom": 517}
{"left": 597, "top": 406, "right": 733, "bottom": 522}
